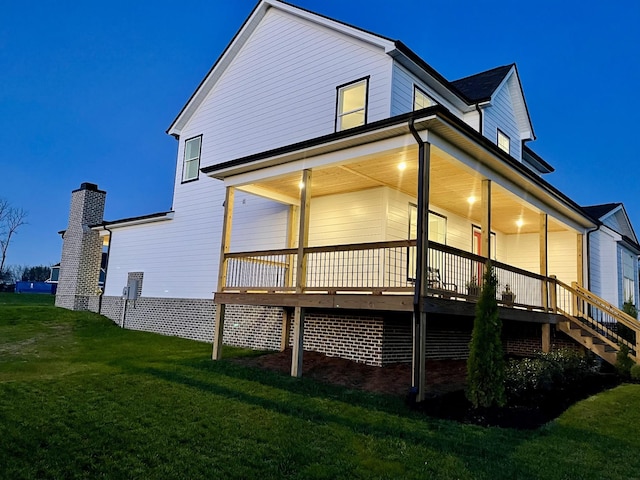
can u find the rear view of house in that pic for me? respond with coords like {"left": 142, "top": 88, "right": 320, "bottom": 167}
{"left": 56, "top": 0, "right": 640, "bottom": 400}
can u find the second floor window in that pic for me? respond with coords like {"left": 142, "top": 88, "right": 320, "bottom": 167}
{"left": 182, "top": 135, "right": 202, "bottom": 182}
{"left": 497, "top": 129, "right": 510, "bottom": 155}
{"left": 336, "top": 78, "right": 368, "bottom": 131}
{"left": 413, "top": 86, "right": 437, "bottom": 111}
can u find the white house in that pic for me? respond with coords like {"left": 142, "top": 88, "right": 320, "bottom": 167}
{"left": 56, "top": 0, "right": 640, "bottom": 400}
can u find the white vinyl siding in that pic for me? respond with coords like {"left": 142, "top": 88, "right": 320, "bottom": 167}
{"left": 178, "top": 8, "right": 392, "bottom": 176}
{"left": 483, "top": 80, "right": 522, "bottom": 161}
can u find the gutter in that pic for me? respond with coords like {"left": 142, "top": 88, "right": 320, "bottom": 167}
{"left": 475, "top": 102, "right": 484, "bottom": 136}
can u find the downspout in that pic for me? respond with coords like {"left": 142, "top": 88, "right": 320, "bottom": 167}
{"left": 408, "top": 116, "right": 426, "bottom": 309}
{"left": 98, "top": 224, "right": 113, "bottom": 315}
{"left": 475, "top": 102, "right": 484, "bottom": 137}
{"left": 585, "top": 223, "right": 601, "bottom": 291}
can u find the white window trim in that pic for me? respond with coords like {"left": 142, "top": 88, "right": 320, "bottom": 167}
{"left": 182, "top": 135, "right": 202, "bottom": 183}
{"left": 335, "top": 77, "right": 369, "bottom": 132}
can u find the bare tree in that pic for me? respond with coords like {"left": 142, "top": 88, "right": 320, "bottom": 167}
{"left": 0, "top": 199, "right": 28, "bottom": 275}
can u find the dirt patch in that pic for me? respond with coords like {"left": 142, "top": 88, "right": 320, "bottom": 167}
{"left": 234, "top": 349, "right": 621, "bottom": 429}
{"left": 233, "top": 349, "right": 467, "bottom": 397}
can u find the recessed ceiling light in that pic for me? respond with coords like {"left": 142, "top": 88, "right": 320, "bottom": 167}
{"left": 298, "top": 181, "right": 305, "bottom": 190}
{"left": 398, "top": 162, "right": 407, "bottom": 171}
{"left": 467, "top": 196, "right": 476, "bottom": 205}
{"left": 516, "top": 218, "right": 524, "bottom": 228}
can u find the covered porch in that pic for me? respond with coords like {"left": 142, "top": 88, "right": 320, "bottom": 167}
{"left": 204, "top": 111, "right": 595, "bottom": 399}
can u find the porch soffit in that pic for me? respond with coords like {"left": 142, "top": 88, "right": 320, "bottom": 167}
{"left": 212, "top": 112, "right": 593, "bottom": 233}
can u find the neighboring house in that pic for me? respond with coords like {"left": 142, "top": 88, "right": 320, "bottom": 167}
{"left": 55, "top": 0, "right": 639, "bottom": 400}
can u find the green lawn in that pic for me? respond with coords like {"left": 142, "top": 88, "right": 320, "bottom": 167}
{"left": 1, "top": 292, "right": 640, "bottom": 479}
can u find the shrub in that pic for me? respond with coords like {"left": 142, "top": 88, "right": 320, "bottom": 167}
{"left": 466, "top": 263, "right": 505, "bottom": 409}
{"left": 616, "top": 344, "right": 634, "bottom": 378}
{"left": 505, "top": 349, "right": 597, "bottom": 403}
{"left": 630, "top": 364, "right": 640, "bottom": 382}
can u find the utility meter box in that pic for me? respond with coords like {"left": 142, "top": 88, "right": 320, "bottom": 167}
{"left": 124, "top": 279, "right": 139, "bottom": 300}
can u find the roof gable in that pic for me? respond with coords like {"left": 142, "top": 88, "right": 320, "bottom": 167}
{"left": 583, "top": 203, "right": 638, "bottom": 243}
{"left": 166, "top": 0, "right": 395, "bottom": 136}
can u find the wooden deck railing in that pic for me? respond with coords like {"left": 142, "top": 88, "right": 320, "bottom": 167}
{"left": 223, "top": 240, "right": 553, "bottom": 311}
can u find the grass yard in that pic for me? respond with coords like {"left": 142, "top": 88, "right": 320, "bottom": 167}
{"left": 1, "top": 293, "right": 640, "bottom": 479}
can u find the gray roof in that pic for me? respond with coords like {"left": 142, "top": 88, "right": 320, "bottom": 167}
{"left": 450, "top": 64, "right": 513, "bottom": 102}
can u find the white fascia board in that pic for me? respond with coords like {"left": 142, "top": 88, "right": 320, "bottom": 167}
{"left": 92, "top": 212, "right": 175, "bottom": 231}
{"left": 269, "top": 0, "right": 395, "bottom": 51}
{"left": 237, "top": 184, "right": 300, "bottom": 206}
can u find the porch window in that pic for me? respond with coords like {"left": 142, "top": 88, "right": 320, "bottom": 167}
{"left": 336, "top": 78, "right": 368, "bottom": 131}
{"left": 408, "top": 205, "right": 446, "bottom": 280}
{"left": 182, "top": 135, "right": 202, "bottom": 182}
{"left": 497, "top": 129, "right": 510, "bottom": 155}
{"left": 413, "top": 86, "right": 437, "bottom": 111}
{"left": 408, "top": 205, "right": 446, "bottom": 244}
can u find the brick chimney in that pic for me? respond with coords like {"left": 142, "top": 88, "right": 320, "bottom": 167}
{"left": 55, "top": 183, "right": 106, "bottom": 310}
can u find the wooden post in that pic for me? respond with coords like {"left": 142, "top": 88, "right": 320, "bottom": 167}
{"left": 411, "top": 141, "right": 430, "bottom": 403}
{"left": 291, "top": 169, "right": 311, "bottom": 377}
{"left": 576, "top": 233, "right": 584, "bottom": 288}
{"left": 549, "top": 275, "right": 558, "bottom": 313}
{"left": 212, "top": 186, "right": 235, "bottom": 360}
{"left": 541, "top": 323, "right": 551, "bottom": 353}
{"left": 285, "top": 205, "right": 297, "bottom": 289}
{"left": 540, "top": 213, "right": 548, "bottom": 311}
{"left": 291, "top": 307, "right": 305, "bottom": 377}
{"left": 481, "top": 179, "right": 491, "bottom": 264}
{"left": 280, "top": 308, "right": 292, "bottom": 352}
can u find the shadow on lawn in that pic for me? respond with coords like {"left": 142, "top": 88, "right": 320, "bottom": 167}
{"left": 121, "top": 360, "right": 638, "bottom": 479}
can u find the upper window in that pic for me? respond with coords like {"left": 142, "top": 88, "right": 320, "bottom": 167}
{"left": 336, "top": 78, "right": 368, "bottom": 131}
{"left": 497, "top": 129, "right": 510, "bottom": 155}
{"left": 182, "top": 136, "right": 202, "bottom": 182}
{"left": 413, "top": 86, "right": 437, "bottom": 111}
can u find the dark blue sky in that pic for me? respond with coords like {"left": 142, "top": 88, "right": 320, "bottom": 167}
{"left": 1, "top": 0, "right": 639, "bottom": 268}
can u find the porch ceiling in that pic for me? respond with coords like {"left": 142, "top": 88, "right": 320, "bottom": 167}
{"left": 242, "top": 144, "right": 569, "bottom": 235}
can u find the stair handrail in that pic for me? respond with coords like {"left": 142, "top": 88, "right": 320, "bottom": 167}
{"left": 554, "top": 278, "right": 640, "bottom": 355}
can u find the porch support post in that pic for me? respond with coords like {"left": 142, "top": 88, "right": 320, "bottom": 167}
{"left": 280, "top": 308, "right": 292, "bottom": 351}
{"left": 481, "top": 179, "right": 492, "bottom": 265}
{"left": 286, "top": 205, "right": 298, "bottom": 289}
{"left": 291, "top": 169, "right": 312, "bottom": 378}
{"left": 541, "top": 323, "right": 551, "bottom": 353}
{"left": 212, "top": 186, "right": 235, "bottom": 361}
{"left": 412, "top": 140, "right": 431, "bottom": 403}
{"left": 540, "top": 213, "right": 549, "bottom": 311}
{"left": 576, "top": 233, "right": 584, "bottom": 287}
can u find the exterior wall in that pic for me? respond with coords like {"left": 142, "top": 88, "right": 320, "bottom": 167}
{"left": 309, "top": 188, "right": 385, "bottom": 246}
{"left": 483, "top": 78, "right": 522, "bottom": 161}
{"left": 589, "top": 229, "right": 618, "bottom": 303}
{"left": 56, "top": 184, "right": 106, "bottom": 310}
{"left": 548, "top": 231, "right": 578, "bottom": 285}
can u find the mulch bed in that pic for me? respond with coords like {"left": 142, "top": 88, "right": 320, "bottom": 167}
{"left": 234, "top": 349, "right": 621, "bottom": 429}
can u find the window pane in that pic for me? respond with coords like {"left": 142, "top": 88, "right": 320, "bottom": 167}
{"left": 340, "top": 82, "right": 366, "bottom": 113}
{"left": 184, "top": 159, "right": 199, "bottom": 180}
{"left": 497, "top": 131, "right": 510, "bottom": 154}
{"left": 414, "top": 89, "right": 436, "bottom": 110}
{"left": 339, "top": 110, "right": 365, "bottom": 130}
{"left": 185, "top": 137, "right": 201, "bottom": 160}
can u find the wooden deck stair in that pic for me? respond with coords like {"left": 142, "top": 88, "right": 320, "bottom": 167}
{"left": 553, "top": 278, "right": 639, "bottom": 366}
